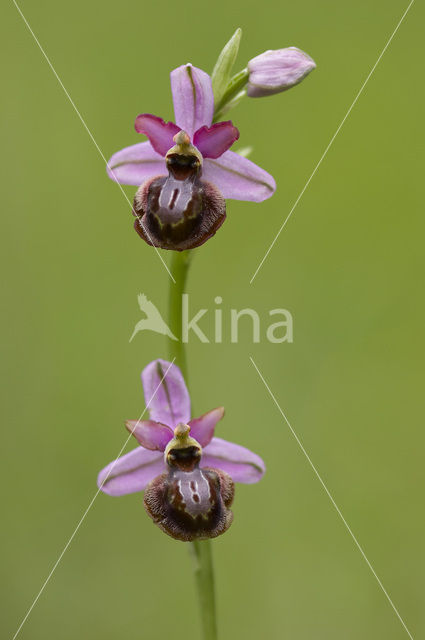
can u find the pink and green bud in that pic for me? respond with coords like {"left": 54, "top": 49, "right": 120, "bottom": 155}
{"left": 247, "top": 47, "right": 316, "bottom": 98}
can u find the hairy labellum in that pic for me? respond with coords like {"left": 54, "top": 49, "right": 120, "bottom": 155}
{"left": 133, "top": 151, "right": 226, "bottom": 251}
{"left": 144, "top": 426, "right": 234, "bottom": 541}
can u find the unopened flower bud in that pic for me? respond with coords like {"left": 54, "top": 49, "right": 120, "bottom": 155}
{"left": 247, "top": 47, "right": 316, "bottom": 98}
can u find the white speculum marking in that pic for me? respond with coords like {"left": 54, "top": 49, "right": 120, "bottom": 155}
{"left": 159, "top": 183, "right": 182, "bottom": 212}
{"left": 177, "top": 473, "right": 212, "bottom": 518}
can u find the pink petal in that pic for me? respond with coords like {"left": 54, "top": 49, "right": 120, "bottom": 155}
{"left": 202, "top": 437, "right": 265, "bottom": 484}
{"left": 134, "top": 114, "right": 181, "bottom": 156}
{"left": 170, "top": 64, "right": 214, "bottom": 137}
{"left": 97, "top": 448, "right": 165, "bottom": 496}
{"left": 188, "top": 407, "right": 225, "bottom": 447}
{"left": 125, "top": 420, "right": 173, "bottom": 451}
{"left": 142, "top": 359, "right": 190, "bottom": 428}
{"left": 203, "top": 150, "right": 276, "bottom": 202}
{"left": 107, "top": 141, "right": 166, "bottom": 186}
{"left": 193, "top": 122, "right": 239, "bottom": 159}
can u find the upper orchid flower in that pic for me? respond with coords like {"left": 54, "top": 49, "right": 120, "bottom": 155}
{"left": 98, "top": 359, "right": 265, "bottom": 541}
{"left": 107, "top": 64, "right": 276, "bottom": 251}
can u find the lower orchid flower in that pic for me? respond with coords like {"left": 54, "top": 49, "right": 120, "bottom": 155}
{"left": 107, "top": 64, "right": 276, "bottom": 251}
{"left": 97, "top": 359, "right": 265, "bottom": 541}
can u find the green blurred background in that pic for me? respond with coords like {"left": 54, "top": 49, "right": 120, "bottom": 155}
{"left": 1, "top": 0, "right": 424, "bottom": 638}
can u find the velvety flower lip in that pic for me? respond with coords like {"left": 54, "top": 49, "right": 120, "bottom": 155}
{"left": 97, "top": 359, "right": 266, "bottom": 496}
{"left": 106, "top": 63, "right": 276, "bottom": 203}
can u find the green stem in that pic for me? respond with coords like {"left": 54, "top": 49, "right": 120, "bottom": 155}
{"left": 168, "top": 250, "right": 192, "bottom": 381}
{"left": 167, "top": 250, "right": 218, "bottom": 640}
{"left": 190, "top": 540, "right": 218, "bottom": 640}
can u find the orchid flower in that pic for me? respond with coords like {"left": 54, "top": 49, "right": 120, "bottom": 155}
{"left": 98, "top": 359, "right": 265, "bottom": 540}
{"left": 107, "top": 64, "right": 276, "bottom": 251}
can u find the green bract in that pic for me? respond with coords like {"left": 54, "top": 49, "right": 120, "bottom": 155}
{"left": 211, "top": 28, "right": 243, "bottom": 108}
